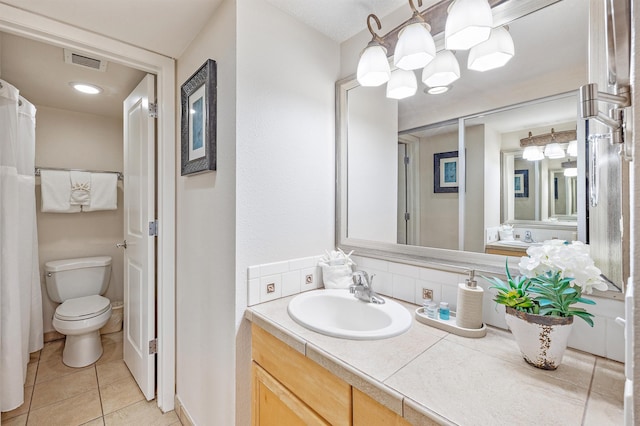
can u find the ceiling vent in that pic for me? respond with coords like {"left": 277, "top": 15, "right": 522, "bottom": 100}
{"left": 63, "top": 49, "right": 108, "bottom": 72}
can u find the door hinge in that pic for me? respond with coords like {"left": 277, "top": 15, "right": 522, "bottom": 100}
{"left": 149, "top": 102, "right": 158, "bottom": 118}
{"left": 149, "top": 339, "right": 158, "bottom": 355}
{"left": 404, "top": 156, "right": 410, "bottom": 165}
{"left": 149, "top": 220, "right": 158, "bottom": 237}
{"left": 404, "top": 212, "right": 411, "bottom": 221}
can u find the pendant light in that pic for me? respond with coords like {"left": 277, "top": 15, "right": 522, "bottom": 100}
{"left": 394, "top": 0, "right": 436, "bottom": 71}
{"left": 386, "top": 69, "right": 418, "bottom": 99}
{"left": 357, "top": 15, "right": 391, "bottom": 87}
{"left": 522, "top": 146, "right": 544, "bottom": 161}
{"left": 422, "top": 50, "right": 460, "bottom": 87}
{"left": 445, "top": 0, "right": 493, "bottom": 50}
{"left": 468, "top": 26, "right": 515, "bottom": 72}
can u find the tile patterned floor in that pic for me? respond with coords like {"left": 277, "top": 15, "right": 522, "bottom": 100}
{"left": 1, "top": 332, "right": 180, "bottom": 426}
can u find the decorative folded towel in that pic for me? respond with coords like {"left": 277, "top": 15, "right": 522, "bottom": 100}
{"left": 83, "top": 172, "right": 118, "bottom": 211}
{"left": 40, "top": 170, "right": 81, "bottom": 213}
{"left": 69, "top": 171, "right": 91, "bottom": 206}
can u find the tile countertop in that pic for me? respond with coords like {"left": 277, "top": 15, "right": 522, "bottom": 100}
{"left": 246, "top": 292, "right": 625, "bottom": 426}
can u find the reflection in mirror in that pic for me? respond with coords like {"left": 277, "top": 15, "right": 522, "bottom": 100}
{"left": 337, "top": 0, "right": 624, "bottom": 293}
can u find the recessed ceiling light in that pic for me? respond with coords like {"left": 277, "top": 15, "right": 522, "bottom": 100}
{"left": 70, "top": 82, "right": 102, "bottom": 95}
{"left": 426, "top": 86, "right": 450, "bottom": 95}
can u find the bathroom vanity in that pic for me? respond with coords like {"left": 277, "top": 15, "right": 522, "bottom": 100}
{"left": 247, "top": 293, "right": 623, "bottom": 425}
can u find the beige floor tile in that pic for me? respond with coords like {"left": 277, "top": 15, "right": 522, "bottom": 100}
{"left": 101, "top": 331, "right": 123, "bottom": 345}
{"left": 100, "top": 375, "right": 145, "bottom": 415}
{"left": 97, "top": 341, "right": 123, "bottom": 365}
{"left": 26, "top": 389, "right": 102, "bottom": 426}
{"left": 29, "top": 350, "right": 41, "bottom": 363}
{"left": 81, "top": 417, "right": 106, "bottom": 425}
{"left": 35, "top": 355, "right": 91, "bottom": 384}
{"left": 96, "top": 360, "right": 132, "bottom": 387}
{"left": 583, "top": 391, "right": 624, "bottom": 426}
{"left": 2, "top": 413, "right": 28, "bottom": 426}
{"left": 25, "top": 361, "right": 38, "bottom": 387}
{"left": 39, "top": 340, "right": 65, "bottom": 362}
{"left": 104, "top": 400, "right": 178, "bottom": 426}
{"left": 31, "top": 368, "right": 98, "bottom": 410}
{"left": 1, "top": 386, "right": 33, "bottom": 420}
{"left": 591, "top": 357, "right": 625, "bottom": 400}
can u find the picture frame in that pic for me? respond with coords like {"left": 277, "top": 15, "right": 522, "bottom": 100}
{"left": 181, "top": 59, "right": 217, "bottom": 175}
{"left": 514, "top": 169, "right": 529, "bottom": 198}
{"left": 434, "top": 151, "right": 458, "bottom": 193}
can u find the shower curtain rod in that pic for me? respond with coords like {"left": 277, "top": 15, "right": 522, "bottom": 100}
{"left": 35, "top": 166, "right": 124, "bottom": 180}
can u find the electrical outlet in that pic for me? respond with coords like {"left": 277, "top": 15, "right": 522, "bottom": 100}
{"left": 305, "top": 274, "right": 313, "bottom": 285}
{"left": 266, "top": 283, "right": 275, "bottom": 293}
{"left": 422, "top": 288, "right": 433, "bottom": 300}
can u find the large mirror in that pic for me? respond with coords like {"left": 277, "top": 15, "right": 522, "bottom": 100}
{"left": 337, "top": 0, "right": 626, "bottom": 294}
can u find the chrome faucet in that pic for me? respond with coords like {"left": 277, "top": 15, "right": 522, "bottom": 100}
{"left": 349, "top": 271, "right": 385, "bottom": 304}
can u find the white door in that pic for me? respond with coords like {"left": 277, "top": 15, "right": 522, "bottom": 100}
{"left": 123, "top": 74, "right": 156, "bottom": 400}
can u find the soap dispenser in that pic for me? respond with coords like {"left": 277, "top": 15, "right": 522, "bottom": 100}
{"left": 455, "top": 270, "right": 484, "bottom": 329}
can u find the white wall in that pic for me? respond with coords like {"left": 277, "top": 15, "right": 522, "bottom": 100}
{"left": 347, "top": 85, "right": 398, "bottom": 243}
{"left": 34, "top": 105, "right": 124, "bottom": 333}
{"left": 175, "top": 1, "right": 237, "bottom": 424}
{"left": 175, "top": 0, "right": 339, "bottom": 423}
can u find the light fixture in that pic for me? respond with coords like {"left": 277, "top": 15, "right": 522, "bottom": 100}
{"left": 426, "top": 86, "right": 450, "bottom": 95}
{"left": 422, "top": 50, "right": 460, "bottom": 87}
{"left": 544, "top": 143, "right": 565, "bottom": 159}
{"left": 562, "top": 160, "right": 578, "bottom": 177}
{"left": 567, "top": 140, "right": 578, "bottom": 157}
{"left": 394, "top": 0, "right": 436, "bottom": 71}
{"left": 356, "top": 15, "right": 391, "bottom": 87}
{"left": 386, "top": 69, "right": 418, "bottom": 99}
{"left": 522, "top": 146, "right": 544, "bottom": 161}
{"left": 445, "top": 0, "right": 493, "bottom": 50}
{"left": 70, "top": 82, "right": 102, "bottom": 94}
{"left": 468, "top": 26, "right": 515, "bottom": 72}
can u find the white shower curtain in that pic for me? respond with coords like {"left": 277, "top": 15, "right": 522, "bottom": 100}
{"left": 0, "top": 79, "right": 43, "bottom": 412}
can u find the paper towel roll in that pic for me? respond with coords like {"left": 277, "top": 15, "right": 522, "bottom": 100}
{"left": 456, "top": 283, "right": 484, "bottom": 329}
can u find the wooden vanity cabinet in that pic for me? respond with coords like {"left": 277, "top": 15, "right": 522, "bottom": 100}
{"left": 251, "top": 324, "right": 414, "bottom": 426}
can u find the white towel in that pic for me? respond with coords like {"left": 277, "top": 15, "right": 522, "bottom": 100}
{"left": 83, "top": 172, "right": 118, "bottom": 211}
{"left": 69, "top": 171, "right": 91, "bottom": 206}
{"left": 40, "top": 170, "right": 81, "bottom": 213}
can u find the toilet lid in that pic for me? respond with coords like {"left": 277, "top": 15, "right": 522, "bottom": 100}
{"left": 55, "top": 295, "right": 111, "bottom": 321}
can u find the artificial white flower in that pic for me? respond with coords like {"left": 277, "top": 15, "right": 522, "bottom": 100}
{"left": 518, "top": 240, "right": 607, "bottom": 294}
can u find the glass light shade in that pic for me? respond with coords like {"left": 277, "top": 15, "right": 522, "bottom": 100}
{"left": 467, "top": 26, "right": 515, "bottom": 72}
{"left": 445, "top": 0, "right": 493, "bottom": 50}
{"left": 564, "top": 167, "right": 578, "bottom": 177}
{"left": 544, "top": 143, "right": 565, "bottom": 159}
{"left": 394, "top": 23, "right": 436, "bottom": 71}
{"left": 522, "top": 146, "right": 544, "bottom": 161}
{"left": 386, "top": 69, "right": 417, "bottom": 99}
{"left": 357, "top": 43, "right": 391, "bottom": 87}
{"left": 422, "top": 50, "right": 460, "bottom": 87}
{"left": 567, "top": 140, "right": 578, "bottom": 157}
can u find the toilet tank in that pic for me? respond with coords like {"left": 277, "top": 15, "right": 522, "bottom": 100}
{"left": 45, "top": 256, "right": 112, "bottom": 303}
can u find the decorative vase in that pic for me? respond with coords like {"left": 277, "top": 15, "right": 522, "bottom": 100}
{"left": 504, "top": 306, "right": 574, "bottom": 370}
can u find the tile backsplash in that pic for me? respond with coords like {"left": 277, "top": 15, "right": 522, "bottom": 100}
{"left": 246, "top": 254, "right": 625, "bottom": 363}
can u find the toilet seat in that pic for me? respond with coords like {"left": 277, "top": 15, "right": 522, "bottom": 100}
{"left": 55, "top": 295, "right": 111, "bottom": 321}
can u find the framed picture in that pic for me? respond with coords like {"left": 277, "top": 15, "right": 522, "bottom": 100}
{"left": 181, "top": 59, "right": 217, "bottom": 175}
{"left": 514, "top": 169, "right": 529, "bottom": 198}
{"left": 434, "top": 151, "right": 458, "bottom": 193}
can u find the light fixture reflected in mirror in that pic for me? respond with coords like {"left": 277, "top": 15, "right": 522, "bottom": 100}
{"left": 387, "top": 69, "right": 418, "bottom": 99}
{"left": 567, "top": 139, "right": 578, "bottom": 156}
{"left": 422, "top": 50, "right": 460, "bottom": 87}
{"left": 562, "top": 160, "right": 578, "bottom": 176}
{"left": 445, "top": 0, "right": 493, "bottom": 50}
{"left": 544, "top": 143, "right": 565, "bottom": 159}
{"left": 522, "top": 145, "right": 544, "bottom": 161}
{"left": 468, "top": 26, "right": 515, "bottom": 72}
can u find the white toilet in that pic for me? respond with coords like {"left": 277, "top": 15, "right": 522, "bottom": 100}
{"left": 45, "top": 256, "right": 113, "bottom": 367}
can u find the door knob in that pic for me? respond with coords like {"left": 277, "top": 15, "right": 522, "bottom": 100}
{"left": 116, "top": 240, "right": 127, "bottom": 249}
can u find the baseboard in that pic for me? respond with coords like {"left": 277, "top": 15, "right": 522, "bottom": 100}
{"left": 175, "top": 394, "right": 195, "bottom": 426}
{"left": 43, "top": 330, "right": 64, "bottom": 343}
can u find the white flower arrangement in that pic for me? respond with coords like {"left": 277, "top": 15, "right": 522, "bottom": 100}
{"left": 518, "top": 240, "right": 608, "bottom": 294}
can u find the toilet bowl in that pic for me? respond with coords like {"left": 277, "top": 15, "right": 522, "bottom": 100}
{"left": 45, "top": 256, "right": 113, "bottom": 367}
{"left": 52, "top": 295, "right": 112, "bottom": 367}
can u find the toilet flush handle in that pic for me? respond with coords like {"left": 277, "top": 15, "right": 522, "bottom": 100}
{"left": 116, "top": 240, "right": 127, "bottom": 249}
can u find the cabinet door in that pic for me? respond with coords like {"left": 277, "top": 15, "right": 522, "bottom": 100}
{"left": 253, "top": 362, "right": 329, "bottom": 426}
{"left": 353, "top": 388, "right": 413, "bottom": 426}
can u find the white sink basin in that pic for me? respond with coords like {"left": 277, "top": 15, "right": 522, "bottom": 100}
{"left": 287, "top": 289, "right": 412, "bottom": 340}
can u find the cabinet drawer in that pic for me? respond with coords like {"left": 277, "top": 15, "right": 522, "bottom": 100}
{"left": 252, "top": 324, "right": 352, "bottom": 426}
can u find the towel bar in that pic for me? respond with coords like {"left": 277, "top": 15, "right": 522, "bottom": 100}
{"left": 35, "top": 167, "right": 123, "bottom": 180}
